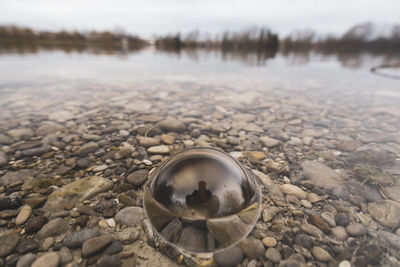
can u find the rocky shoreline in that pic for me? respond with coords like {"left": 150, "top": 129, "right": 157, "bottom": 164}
{"left": 0, "top": 85, "right": 400, "bottom": 267}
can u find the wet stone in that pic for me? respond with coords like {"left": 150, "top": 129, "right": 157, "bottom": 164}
{"left": 15, "top": 239, "right": 39, "bottom": 254}
{"left": 332, "top": 226, "right": 348, "bottom": 241}
{"left": 31, "top": 252, "right": 60, "bottom": 267}
{"left": 37, "top": 217, "right": 70, "bottom": 238}
{"left": 97, "top": 255, "right": 122, "bottom": 267}
{"left": 16, "top": 253, "right": 36, "bottom": 267}
{"left": 63, "top": 229, "right": 100, "bottom": 248}
{"left": 265, "top": 247, "right": 281, "bottom": 263}
{"left": 77, "top": 142, "right": 99, "bottom": 155}
{"left": 346, "top": 223, "right": 367, "bottom": 236}
{"left": 25, "top": 216, "right": 48, "bottom": 233}
{"left": 81, "top": 235, "right": 113, "bottom": 257}
{"left": 294, "top": 233, "right": 312, "bottom": 248}
{"left": 126, "top": 169, "right": 148, "bottom": 186}
{"left": 312, "top": 246, "right": 332, "bottom": 262}
{"left": 76, "top": 158, "right": 91, "bottom": 169}
{"left": 335, "top": 213, "right": 349, "bottom": 226}
{"left": 0, "top": 151, "right": 8, "bottom": 166}
{"left": 104, "top": 240, "right": 123, "bottom": 255}
{"left": 262, "top": 237, "right": 277, "bottom": 247}
{"left": 15, "top": 205, "right": 32, "bottom": 225}
{"left": 0, "top": 196, "right": 23, "bottom": 210}
{"left": 331, "top": 186, "right": 350, "bottom": 200}
{"left": 368, "top": 200, "right": 400, "bottom": 228}
{"left": 114, "top": 207, "right": 145, "bottom": 226}
{"left": 157, "top": 119, "right": 186, "bottom": 132}
{"left": 0, "top": 233, "right": 19, "bottom": 257}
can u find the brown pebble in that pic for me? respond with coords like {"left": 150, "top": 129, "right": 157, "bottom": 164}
{"left": 64, "top": 202, "right": 75, "bottom": 210}
{"left": 309, "top": 213, "right": 332, "bottom": 234}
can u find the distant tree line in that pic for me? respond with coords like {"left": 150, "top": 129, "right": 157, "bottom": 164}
{"left": 0, "top": 25, "right": 147, "bottom": 50}
{"left": 280, "top": 22, "right": 400, "bottom": 54}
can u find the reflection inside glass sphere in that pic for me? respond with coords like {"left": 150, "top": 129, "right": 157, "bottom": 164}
{"left": 144, "top": 147, "right": 261, "bottom": 253}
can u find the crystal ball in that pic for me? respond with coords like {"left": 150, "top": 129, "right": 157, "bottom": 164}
{"left": 143, "top": 147, "right": 261, "bottom": 253}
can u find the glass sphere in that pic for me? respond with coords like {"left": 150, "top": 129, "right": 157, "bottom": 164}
{"left": 143, "top": 147, "right": 261, "bottom": 253}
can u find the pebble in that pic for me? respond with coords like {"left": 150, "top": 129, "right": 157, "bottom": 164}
{"left": 346, "top": 223, "right": 368, "bottom": 236}
{"left": 126, "top": 169, "right": 148, "bottom": 186}
{"left": 0, "top": 151, "right": 8, "bottom": 166}
{"left": 368, "top": 200, "right": 400, "bottom": 228}
{"left": 58, "top": 246, "right": 73, "bottom": 264}
{"left": 63, "top": 229, "right": 100, "bottom": 248}
{"left": 81, "top": 235, "right": 113, "bottom": 257}
{"left": 300, "top": 222, "right": 323, "bottom": 239}
{"left": 338, "top": 260, "right": 352, "bottom": 267}
{"left": 320, "top": 212, "right": 336, "bottom": 227}
{"left": 300, "top": 199, "right": 312, "bottom": 208}
{"left": 15, "top": 205, "right": 32, "bottom": 225}
{"left": 265, "top": 247, "right": 281, "bottom": 263}
{"left": 240, "top": 237, "right": 265, "bottom": 259}
{"left": 16, "top": 253, "right": 36, "bottom": 267}
{"left": 0, "top": 233, "right": 19, "bottom": 257}
{"left": 41, "top": 237, "right": 54, "bottom": 250}
{"left": 115, "top": 227, "right": 139, "bottom": 244}
{"left": 31, "top": 252, "right": 60, "bottom": 267}
{"left": 259, "top": 136, "right": 280, "bottom": 148}
{"left": 157, "top": 119, "right": 186, "bottom": 132}
{"left": 262, "top": 237, "right": 277, "bottom": 247}
{"left": 262, "top": 206, "right": 280, "bottom": 222}
{"left": 334, "top": 213, "right": 349, "bottom": 226}
{"left": 307, "top": 193, "right": 322, "bottom": 203}
{"left": 37, "top": 217, "right": 70, "bottom": 238}
{"left": 312, "top": 246, "right": 332, "bottom": 262}
{"left": 97, "top": 255, "right": 122, "bottom": 267}
{"left": 213, "top": 245, "right": 244, "bottom": 267}
{"left": 104, "top": 240, "right": 123, "bottom": 255}
{"left": 93, "top": 164, "right": 108, "bottom": 172}
{"left": 294, "top": 233, "right": 312, "bottom": 248}
{"left": 280, "top": 184, "right": 307, "bottom": 199}
{"left": 331, "top": 186, "right": 350, "bottom": 200}
{"left": 76, "top": 158, "right": 91, "bottom": 169}
{"left": 15, "top": 239, "right": 39, "bottom": 254}
{"left": 332, "top": 226, "right": 348, "bottom": 241}
{"left": 0, "top": 196, "right": 23, "bottom": 210}
{"left": 114, "top": 207, "right": 145, "bottom": 226}
{"left": 161, "top": 134, "right": 175, "bottom": 144}
{"left": 77, "top": 142, "right": 99, "bottom": 155}
{"left": 147, "top": 145, "right": 170, "bottom": 154}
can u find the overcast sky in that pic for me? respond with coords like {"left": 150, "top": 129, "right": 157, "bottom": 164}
{"left": 0, "top": 0, "right": 399, "bottom": 37}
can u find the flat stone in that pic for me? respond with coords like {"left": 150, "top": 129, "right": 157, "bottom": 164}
{"left": 262, "top": 237, "right": 277, "bottom": 247}
{"left": 368, "top": 200, "right": 400, "bottom": 228}
{"left": 25, "top": 216, "right": 48, "bottom": 233}
{"left": 337, "top": 140, "right": 361, "bottom": 152}
{"left": 31, "top": 252, "right": 60, "bottom": 267}
{"left": 346, "top": 223, "right": 367, "bottom": 236}
{"left": 37, "top": 218, "right": 70, "bottom": 238}
{"left": 15, "top": 239, "right": 39, "bottom": 254}
{"left": 36, "top": 121, "right": 65, "bottom": 136}
{"left": 126, "top": 169, "right": 148, "bottom": 186}
{"left": 7, "top": 128, "right": 34, "bottom": 140}
{"left": 161, "top": 134, "right": 175, "bottom": 144}
{"left": 97, "top": 255, "right": 122, "bottom": 267}
{"left": 301, "top": 222, "right": 323, "bottom": 239}
{"left": 115, "top": 207, "right": 145, "bottom": 226}
{"left": 76, "top": 142, "right": 99, "bottom": 155}
{"left": 262, "top": 206, "right": 280, "bottom": 222}
{"left": 259, "top": 136, "right": 280, "bottom": 148}
{"left": 81, "top": 235, "right": 113, "bottom": 257}
{"left": 63, "top": 229, "right": 100, "bottom": 248}
{"left": 0, "top": 133, "right": 14, "bottom": 145}
{"left": 213, "top": 245, "right": 243, "bottom": 267}
{"left": 332, "top": 226, "right": 348, "bottom": 241}
{"left": 280, "top": 184, "right": 307, "bottom": 199}
{"left": 0, "top": 169, "right": 32, "bottom": 186}
{"left": 157, "top": 119, "right": 186, "bottom": 132}
{"left": 21, "top": 145, "right": 52, "bottom": 156}
{"left": 321, "top": 212, "right": 336, "bottom": 227}
{"left": 0, "top": 151, "right": 8, "bottom": 166}
{"left": 138, "top": 137, "right": 160, "bottom": 147}
{"left": 378, "top": 230, "right": 400, "bottom": 250}
{"left": 147, "top": 145, "right": 170, "bottom": 154}
{"left": 16, "top": 253, "right": 36, "bottom": 267}
{"left": 312, "top": 246, "right": 332, "bottom": 262}
{"left": 301, "top": 160, "right": 344, "bottom": 190}
{"left": 0, "top": 233, "right": 19, "bottom": 257}
{"left": 265, "top": 247, "right": 281, "bottom": 263}
{"left": 42, "top": 176, "right": 113, "bottom": 214}
{"left": 0, "top": 209, "right": 18, "bottom": 218}
{"left": 240, "top": 237, "right": 265, "bottom": 259}
{"left": 15, "top": 205, "right": 32, "bottom": 225}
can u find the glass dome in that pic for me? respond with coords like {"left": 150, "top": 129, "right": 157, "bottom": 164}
{"left": 143, "top": 147, "right": 261, "bottom": 253}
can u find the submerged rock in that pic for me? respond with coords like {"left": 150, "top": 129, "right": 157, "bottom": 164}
{"left": 42, "top": 176, "right": 113, "bottom": 214}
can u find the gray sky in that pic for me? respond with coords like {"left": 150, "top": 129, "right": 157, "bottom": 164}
{"left": 0, "top": 0, "right": 399, "bottom": 37}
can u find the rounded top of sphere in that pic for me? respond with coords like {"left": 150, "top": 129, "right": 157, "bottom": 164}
{"left": 144, "top": 147, "right": 261, "bottom": 253}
